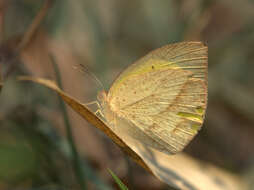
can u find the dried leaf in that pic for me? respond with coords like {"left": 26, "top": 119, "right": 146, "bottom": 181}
{"left": 18, "top": 76, "right": 150, "bottom": 171}
{"left": 18, "top": 76, "right": 247, "bottom": 190}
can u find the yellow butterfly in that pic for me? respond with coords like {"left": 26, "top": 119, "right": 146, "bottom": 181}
{"left": 97, "top": 41, "right": 208, "bottom": 155}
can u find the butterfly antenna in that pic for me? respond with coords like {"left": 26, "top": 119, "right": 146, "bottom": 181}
{"left": 74, "top": 63, "right": 104, "bottom": 91}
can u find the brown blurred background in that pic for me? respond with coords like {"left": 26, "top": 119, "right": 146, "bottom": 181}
{"left": 0, "top": 0, "right": 254, "bottom": 189}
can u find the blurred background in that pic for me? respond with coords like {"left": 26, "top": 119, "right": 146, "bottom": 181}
{"left": 0, "top": 0, "right": 254, "bottom": 189}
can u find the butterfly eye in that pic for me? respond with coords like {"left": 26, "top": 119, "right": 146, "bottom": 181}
{"left": 97, "top": 90, "right": 107, "bottom": 103}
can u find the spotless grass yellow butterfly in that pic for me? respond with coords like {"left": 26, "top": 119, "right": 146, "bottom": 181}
{"left": 97, "top": 41, "right": 208, "bottom": 155}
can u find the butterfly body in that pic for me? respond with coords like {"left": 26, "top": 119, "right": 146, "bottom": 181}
{"left": 98, "top": 42, "right": 208, "bottom": 155}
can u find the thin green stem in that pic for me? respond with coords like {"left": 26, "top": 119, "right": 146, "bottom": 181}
{"left": 51, "top": 55, "right": 87, "bottom": 190}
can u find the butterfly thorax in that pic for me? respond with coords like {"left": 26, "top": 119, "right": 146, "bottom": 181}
{"left": 97, "top": 90, "right": 118, "bottom": 124}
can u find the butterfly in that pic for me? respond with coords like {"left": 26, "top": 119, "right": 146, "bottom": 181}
{"left": 97, "top": 42, "right": 208, "bottom": 155}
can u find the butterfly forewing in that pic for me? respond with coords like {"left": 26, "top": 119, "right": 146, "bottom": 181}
{"left": 104, "top": 41, "right": 207, "bottom": 155}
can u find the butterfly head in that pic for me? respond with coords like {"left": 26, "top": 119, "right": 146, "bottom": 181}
{"left": 97, "top": 90, "right": 108, "bottom": 107}
{"left": 97, "top": 90, "right": 116, "bottom": 123}
{"left": 97, "top": 90, "right": 107, "bottom": 101}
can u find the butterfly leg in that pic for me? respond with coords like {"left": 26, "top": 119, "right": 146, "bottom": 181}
{"left": 82, "top": 101, "right": 105, "bottom": 118}
{"left": 82, "top": 100, "right": 103, "bottom": 111}
{"left": 94, "top": 109, "right": 104, "bottom": 118}
{"left": 82, "top": 100, "right": 100, "bottom": 107}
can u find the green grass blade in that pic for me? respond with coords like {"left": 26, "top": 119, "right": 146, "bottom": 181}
{"left": 108, "top": 169, "right": 128, "bottom": 190}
